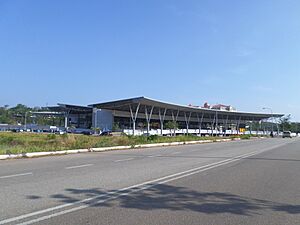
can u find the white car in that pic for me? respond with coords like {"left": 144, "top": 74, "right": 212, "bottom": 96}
{"left": 282, "top": 131, "right": 292, "bottom": 138}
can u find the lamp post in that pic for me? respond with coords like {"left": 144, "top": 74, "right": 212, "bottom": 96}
{"left": 262, "top": 107, "right": 274, "bottom": 135}
{"left": 24, "top": 111, "right": 31, "bottom": 131}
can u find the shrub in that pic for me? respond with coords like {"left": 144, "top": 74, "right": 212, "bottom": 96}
{"left": 147, "top": 135, "right": 159, "bottom": 142}
{"left": 0, "top": 135, "right": 14, "bottom": 144}
{"left": 240, "top": 134, "right": 251, "bottom": 140}
{"left": 47, "top": 134, "right": 56, "bottom": 140}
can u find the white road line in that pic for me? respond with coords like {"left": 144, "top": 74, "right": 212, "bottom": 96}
{"left": 0, "top": 150, "right": 260, "bottom": 225}
{"left": 147, "top": 154, "right": 162, "bottom": 158}
{"left": 65, "top": 164, "right": 93, "bottom": 170}
{"left": 14, "top": 151, "right": 260, "bottom": 225}
{"left": 114, "top": 158, "right": 135, "bottom": 163}
{"left": 2, "top": 142, "right": 288, "bottom": 225}
{"left": 0, "top": 172, "right": 32, "bottom": 179}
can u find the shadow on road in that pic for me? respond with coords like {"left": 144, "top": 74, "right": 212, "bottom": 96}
{"left": 29, "top": 184, "right": 300, "bottom": 216}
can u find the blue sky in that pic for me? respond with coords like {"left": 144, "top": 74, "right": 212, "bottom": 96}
{"left": 1, "top": 0, "right": 299, "bottom": 120}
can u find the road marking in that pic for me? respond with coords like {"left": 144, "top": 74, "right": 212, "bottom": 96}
{"left": 16, "top": 151, "right": 259, "bottom": 225}
{"left": 65, "top": 164, "right": 93, "bottom": 170}
{"left": 0, "top": 172, "right": 32, "bottom": 179}
{"left": 0, "top": 150, "right": 262, "bottom": 225}
{"left": 114, "top": 158, "right": 135, "bottom": 163}
{"left": 147, "top": 154, "right": 162, "bottom": 158}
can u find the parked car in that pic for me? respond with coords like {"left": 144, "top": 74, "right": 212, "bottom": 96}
{"left": 282, "top": 131, "right": 292, "bottom": 138}
{"left": 81, "top": 130, "right": 92, "bottom": 135}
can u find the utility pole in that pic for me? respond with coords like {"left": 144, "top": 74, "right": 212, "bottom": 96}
{"left": 262, "top": 107, "right": 274, "bottom": 134}
{"left": 24, "top": 111, "right": 31, "bottom": 131}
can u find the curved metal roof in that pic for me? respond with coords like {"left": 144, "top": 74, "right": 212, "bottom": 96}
{"left": 48, "top": 104, "right": 92, "bottom": 113}
{"left": 90, "top": 96, "right": 284, "bottom": 120}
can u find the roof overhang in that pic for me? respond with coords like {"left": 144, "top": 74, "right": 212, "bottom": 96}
{"left": 31, "top": 111, "right": 65, "bottom": 116}
{"left": 90, "top": 96, "right": 284, "bottom": 121}
{"left": 48, "top": 104, "right": 93, "bottom": 114}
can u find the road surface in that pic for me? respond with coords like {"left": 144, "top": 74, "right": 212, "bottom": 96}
{"left": 0, "top": 138, "right": 299, "bottom": 225}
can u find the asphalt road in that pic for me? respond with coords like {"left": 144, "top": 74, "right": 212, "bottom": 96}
{"left": 0, "top": 138, "right": 299, "bottom": 225}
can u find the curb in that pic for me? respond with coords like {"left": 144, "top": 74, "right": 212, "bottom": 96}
{"left": 0, "top": 137, "right": 243, "bottom": 160}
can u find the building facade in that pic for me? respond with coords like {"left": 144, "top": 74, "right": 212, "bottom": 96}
{"left": 89, "top": 97, "right": 283, "bottom": 135}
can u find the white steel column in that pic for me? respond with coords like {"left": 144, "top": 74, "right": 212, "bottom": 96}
{"left": 129, "top": 103, "right": 140, "bottom": 136}
{"left": 197, "top": 113, "right": 204, "bottom": 135}
{"left": 145, "top": 105, "right": 154, "bottom": 135}
{"left": 211, "top": 114, "right": 216, "bottom": 136}
{"left": 184, "top": 112, "right": 192, "bottom": 135}
{"left": 158, "top": 108, "right": 167, "bottom": 136}
{"left": 171, "top": 110, "right": 179, "bottom": 136}
{"left": 215, "top": 111, "right": 219, "bottom": 135}
{"left": 64, "top": 110, "right": 70, "bottom": 130}
{"left": 250, "top": 117, "right": 254, "bottom": 135}
{"left": 236, "top": 116, "right": 241, "bottom": 135}
{"left": 224, "top": 115, "right": 229, "bottom": 136}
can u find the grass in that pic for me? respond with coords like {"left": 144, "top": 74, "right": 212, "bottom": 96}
{"left": 0, "top": 132, "right": 259, "bottom": 155}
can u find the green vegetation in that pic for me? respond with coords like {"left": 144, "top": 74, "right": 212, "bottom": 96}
{"left": 164, "top": 121, "right": 179, "bottom": 136}
{"left": 248, "top": 115, "right": 300, "bottom": 133}
{"left": 239, "top": 134, "right": 252, "bottom": 140}
{"left": 0, "top": 104, "right": 62, "bottom": 126}
{"left": 0, "top": 132, "right": 259, "bottom": 155}
{"left": 279, "top": 114, "right": 300, "bottom": 132}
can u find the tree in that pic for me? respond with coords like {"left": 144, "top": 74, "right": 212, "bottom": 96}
{"left": 0, "top": 104, "right": 54, "bottom": 125}
{"left": 0, "top": 105, "right": 12, "bottom": 124}
{"left": 112, "top": 122, "right": 120, "bottom": 131}
{"left": 290, "top": 122, "right": 300, "bottom": 133}
{"left": 279, "top": 114, "right": 291, "bottom": 131}
{"left": 165, "top": 121, "right": 178, "bottom": 136}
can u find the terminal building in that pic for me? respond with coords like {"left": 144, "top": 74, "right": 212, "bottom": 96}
{"left": 48, "top": 96, "right": 284, "bottom": 136}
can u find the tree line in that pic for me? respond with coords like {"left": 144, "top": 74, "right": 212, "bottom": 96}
{"left": 0, "top": 104, "right": 62, "bottom": 126}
